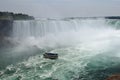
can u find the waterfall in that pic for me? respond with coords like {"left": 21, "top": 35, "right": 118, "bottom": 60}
{"left": 12, "top": 18, "right": 118, "bottom": 49}
{"left": 12, "top": 20, "right": 79, "bottom": 38}
{"left": 12, "top": 19, "right": 108, "bottom": 38}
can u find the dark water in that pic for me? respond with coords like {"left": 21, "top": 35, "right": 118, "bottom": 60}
{"left": 0, "top": 46, "right": 44, "bottom": 70}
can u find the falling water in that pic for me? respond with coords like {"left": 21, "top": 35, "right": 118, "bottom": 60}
{"left": 12, "top": 19, "right": 114, "bottom": 48}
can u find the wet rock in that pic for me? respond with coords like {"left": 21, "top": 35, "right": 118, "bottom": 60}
{"left": 106, "top": 74, "right": 120, "bottom": 80}
{"left": 43, "top": 53, "right": 58, "bottom": 59}
{"left": 0, "top": 20, "right": 13, "bottom": 32}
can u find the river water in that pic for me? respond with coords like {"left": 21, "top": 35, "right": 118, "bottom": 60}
{"left": 0, "top": 18, "right": 120, "bottom": 80}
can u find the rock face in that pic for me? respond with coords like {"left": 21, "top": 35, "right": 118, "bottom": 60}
{"left": 0, "top": 20, "right": 13, "bottom": 47}
{"left": 106, "top": 74, "right": 120, "bottom": 80}
{"left": 0, "top": 20, "right": 13, "bottom": 37}
{"left": 43, "top": 53, "right": 58, "bottom": 59}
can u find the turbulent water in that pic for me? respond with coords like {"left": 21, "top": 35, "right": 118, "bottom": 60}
{"left": 0, "top": 18, "right": 120, "bottom": 80}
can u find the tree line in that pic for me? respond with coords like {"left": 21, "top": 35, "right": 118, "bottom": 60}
{"left": 0, "top": 11, "right": 34, "bottom": 20}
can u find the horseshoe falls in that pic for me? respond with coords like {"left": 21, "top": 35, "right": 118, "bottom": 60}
{"left": 0, "top": 18, "right": 120, "bottom": 80}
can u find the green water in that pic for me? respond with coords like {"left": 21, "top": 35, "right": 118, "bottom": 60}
{"left": 1, "top": 43, "right": 120, "bottom": 80}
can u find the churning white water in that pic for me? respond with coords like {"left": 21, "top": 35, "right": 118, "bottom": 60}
{"left": 0, "top": 18, "right": 120, "bottom": 80}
